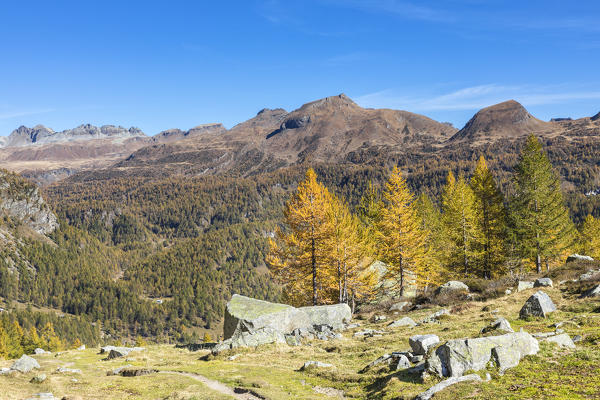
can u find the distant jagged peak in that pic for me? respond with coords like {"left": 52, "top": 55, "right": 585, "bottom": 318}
{"left": 451, "top": 99, "right": 550, "bottom": 141}
{"left": 592, "top": 111, "right": 600, "bottom": 122}
{"left": 257, "top": 108, "right": 287, "bottom": 116}
{"left": 153, "top": 123, "right": 226, "bottom": 143}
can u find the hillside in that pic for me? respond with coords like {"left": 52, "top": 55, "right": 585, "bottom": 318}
{"left": 1, "top": 264, "right": 599, "bottom": 399}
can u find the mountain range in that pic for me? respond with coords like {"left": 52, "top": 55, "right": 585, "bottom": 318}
{"left": 2, "top": 94, "right": 598, "bottom": 185}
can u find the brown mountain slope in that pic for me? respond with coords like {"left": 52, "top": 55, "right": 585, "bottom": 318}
{"left": 450, "top": 100, "right": 553, "bottom": 142}
{"left": 107, "top": 94, "right": 457, "bottom": 178}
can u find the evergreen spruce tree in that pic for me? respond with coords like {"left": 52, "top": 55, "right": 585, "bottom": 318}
{"left": 267, "top": 168, "right": 335, "bottom": 306}
{"left": 470, "top": 156, "right": 508, "bottom": 278}
{"left": 376, "top": 167, "right": 429, "bottom": 294}
{"left": 441, "top": 171, "right": 479, "bottom": 276}
{"left": 580, "top": 214, "right": 600, "bottom": 259}
{"left": 513, "top": 135, "right": 576, "bottom": 272}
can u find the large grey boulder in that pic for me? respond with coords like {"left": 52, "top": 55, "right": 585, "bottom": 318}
{"left": 415, "top": 374, "right": 482, "bottom": 400}
{"left": 409, "top": 334, "right": 440, "bottom": 355}
{"left": 300, "top": 303, "right": 351, "bottom": 331}
{"left": 10, "top": 354, "right": 40, "bottom": 373}
{"left": 534, "top": 278, "right": 553, "bottom": 288}
{"left": 517, "top": 281, "right": 534, "bottom": 292}
{"left": 519, "top": 291, "right": 557, "bottom": 319}
{"left": 426, "top": 332, "right": 539, "bottom": 377}
{"left": 223, "top": 294, "right": 311, "bottom": 340}
{"left": 436, "top": 281, "right": 469, "bottom": 294}
{"left": 582, "top": 284, "right": 600, "bottom": 298}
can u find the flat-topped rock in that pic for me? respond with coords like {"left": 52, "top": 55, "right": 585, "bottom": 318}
{"left": 436, "top": 281, "right": 469, "bottom": 294}
{"left": 542, "top": 333, "right": 576, "bottom": 349}
{"left": 566, "top": 254, "right": 594, "bottom": 263}
{"left": 224, "top": 294, "right": 311, "bottom": 339}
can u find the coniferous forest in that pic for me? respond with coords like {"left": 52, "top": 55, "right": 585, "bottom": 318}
{"left": 1, "top": 134, "right": 600, "bottom": 358}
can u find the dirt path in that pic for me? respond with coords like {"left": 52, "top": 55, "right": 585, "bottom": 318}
{"left": 159, "top": 371, "right": 265, "bottom": 400}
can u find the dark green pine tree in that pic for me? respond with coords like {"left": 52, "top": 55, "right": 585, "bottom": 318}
{"left": 512, "top": 135, "right": 576, "bottom": 273}
{"left": 470, "top": 156, "right": 508, "bottom": 279}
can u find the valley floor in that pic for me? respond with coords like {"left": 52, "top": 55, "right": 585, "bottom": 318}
{"left": 1, "top": 284, "right": 599, "bottom": 400}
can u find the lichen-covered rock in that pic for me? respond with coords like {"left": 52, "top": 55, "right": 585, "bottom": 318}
{"left": 519, "top": 291, "right": 556, "bottom": 319}
{"left": 300, "top": 303, "right": 351, "bottom": 331}
{"left": 409, "top": 334, "right": 440, "bottom": 355}
{"left": 100, "top": 346, "right": 145, "bottom": 359}
{"left": 426, "top": 332, "right": 539, "bottom": 377}
{"left": 223, "top": 295, "right": 311, "bottom": 340}
{"left": 491, "top": 346, "right": 521, "bottom": 373}
{"left": 10, "top": 354, "right": 40, "bottom": 373}
{"left": 30, "top": 374, "right": 47, "bottom": 384}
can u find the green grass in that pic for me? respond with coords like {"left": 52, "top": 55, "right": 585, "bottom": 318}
{"left": 1, "top": 285, "right": 599, "bottom": 399}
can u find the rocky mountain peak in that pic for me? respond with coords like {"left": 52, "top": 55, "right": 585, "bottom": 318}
{"left": 592, "top": 111, "right": 600, "bottom": 122}
{"left": 451, "top": 100, "right": 550, "bottom": 141}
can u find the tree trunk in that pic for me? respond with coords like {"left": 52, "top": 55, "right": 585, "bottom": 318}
{"left": 311, "top": 234, "right": 317, "bottom": 306}
{"left": 536, "top": 235, "right": 541, "bottom": 274}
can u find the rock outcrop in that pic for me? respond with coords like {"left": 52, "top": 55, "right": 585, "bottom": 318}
{"left": 426, "top": 332, "right": 539, "bottom": 377}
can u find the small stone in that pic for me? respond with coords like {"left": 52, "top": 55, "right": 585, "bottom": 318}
{"left": 542, "top": 333, "right": 576, "bottom": 349}
{"left": 517, "top": 281, "right": 534, "bottom": 292}
{"left": 374, "top": 315, "right": 387, "bottom": 321}
{"left": 77, "top": 345, "right": 86, "bottom": 350}
{"left": 394, "top": 354, "right": 411, "bottom": 370}
{"left": 534, "top": 278, "right": 553, "bottom": 288}
{"left": 481, "top": 317, "right": 514, "bottom": 334}
{"left": 573, "top": 335, "right": 582, "bottom": 343}
{"left": 300, "top": 361, "right": 333, "bottom": 371}
{"left": 388, "top": 317, "right": 417, "bottom": 329}
{"left": 30, "top": 374, "right": 47, "bottom": 384}
{"left": 389, "top": 301, "right": 410, "bottom": 312}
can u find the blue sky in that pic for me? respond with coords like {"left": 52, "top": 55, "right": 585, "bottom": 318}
{"left": 1, "top": 1, "right": 599, "bottom": 136}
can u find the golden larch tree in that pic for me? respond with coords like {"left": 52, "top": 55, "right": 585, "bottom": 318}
{"left": 376, "top": 167, "right": 429, "bottom": 295}
{"left": 267, "top": 168, "right": 335, "bottom": 306}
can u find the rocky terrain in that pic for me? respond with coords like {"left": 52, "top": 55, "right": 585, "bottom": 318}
{"left": 1, "top": 260, "right": 599, "bottom": 399}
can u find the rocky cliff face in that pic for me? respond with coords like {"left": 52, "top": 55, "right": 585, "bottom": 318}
{"left": 1, "top": 124, "right": 146, "bottom": 148}
{"left": 0, "top": 169, "right": 57, "bottom": 234}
